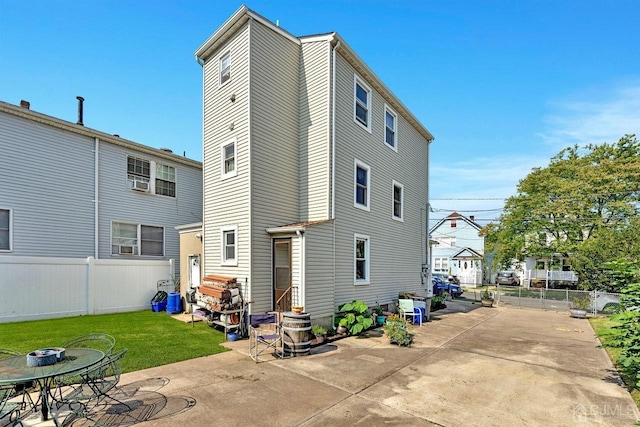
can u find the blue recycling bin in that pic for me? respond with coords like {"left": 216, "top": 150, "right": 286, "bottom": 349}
{"left": 414, "top": 307, "right": 425, "bottom": 324}
{"left": 167, "top": 292, "right": 182, "bottom": 314}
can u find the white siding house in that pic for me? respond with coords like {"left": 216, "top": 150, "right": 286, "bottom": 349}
{"left": 0, "top": 100, "right": 202, "bottom": 284}
{"left": 430, "top": 212, "right": 484, "bottom": 287}
{"left": 196, "top": 6, "right": 434, "bottom": 323}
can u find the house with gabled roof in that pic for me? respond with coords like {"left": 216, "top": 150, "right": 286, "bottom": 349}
{"left": 195, "top": 6, "right": 434, "bottom": 323}
{"left": 430, "top": 212, "right": 484, "bottom": 287}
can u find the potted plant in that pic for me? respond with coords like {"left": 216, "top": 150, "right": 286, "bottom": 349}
{"left": 481, "top": 288, "right": 494, "bottom": 307}
{"left": 383, "top": 314, "right": 413, "bottom": 346}
{"left": 372, "top": 305, "right": 386, "bottom": 326}
{"left": 569, "top": 294, "right": 591, "bottom": 318}
{"left": 311, "top": 324, "right": 327, "bottom": 345}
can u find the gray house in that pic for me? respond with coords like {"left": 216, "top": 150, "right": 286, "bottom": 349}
{"left": 0, "top": 99, "right": 202, "bottom": 279}
{"left": 195, "top": 6, "right": 434, "bottom": 323}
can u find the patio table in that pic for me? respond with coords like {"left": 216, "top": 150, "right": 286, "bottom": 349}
{"left": 0, "top": 348, "right": 104, "bottom": 425}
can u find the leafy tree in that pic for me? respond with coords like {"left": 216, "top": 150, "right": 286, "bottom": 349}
{"left": 483, "top": 135, "right": 640, "bottom": 289}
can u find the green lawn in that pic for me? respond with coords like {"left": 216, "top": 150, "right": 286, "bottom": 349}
{"left": 0, "top": 310, "right": 229, "bottom": 373}
{"left": 590, "top": 316, "right": 640, "bottom": 410}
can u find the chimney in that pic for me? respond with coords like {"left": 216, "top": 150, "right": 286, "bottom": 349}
{"left": 76, "top": 96, "right": 85, "bottom": 126}
{"left": 20, "top": 100, "right": 30, "bottom": 109}
{"left": 470, "top": 215, "right": 475, "bottom": 222}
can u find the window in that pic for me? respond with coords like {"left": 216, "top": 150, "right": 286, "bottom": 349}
{"left": 127, "top": 155, "right": 176, "bottom": 197}
{"left": 392, "top": 181, "right": 403, "bottom": 221}
{"left": 220, "top": 52, "right": 231, "bottom": 86}
{"left": 451, "top": 219, "right": 457, "bottom": 228}
{"left": 155, "top": 164, "right": 175, "bottom": 197}
{"left": 221, "top": 139, "right": 237, "bottom": 179}
{"left": 0, "top": 208, "right": 11, "bottom": 251}
{"left": 434, "top": 257, "right": 448, "bottom": 271}
{"left": 434, "top": 236, "right": 456, "bottom": 248}
{"left": 354, "top": 75, "right": 371, "bottom": 131}
{"left": 354, "top": 159, "right": 370, "bottom": 211}
{"left": 384, "top": 105, "right": 398, "bottom": 150}
{"left": 354, "top": 234, "right": 370, "bottom": 285}
{"left": 221, "top": 225, "right": 238, "bottom": 266}
{"left": 127, "top": 156, "right": 150, "bottom": 186}
{"left": 111, "top": 222, "right": 164, "bottom": 256}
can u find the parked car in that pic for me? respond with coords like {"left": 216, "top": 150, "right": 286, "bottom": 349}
{"left": 590, "top": 293, "right": 621, "bottom": 313}
{"left": 432, "top": 277, "right": 463, "bottom": 298}
{"left": 496, "top": 271, "right": 520, "bottom": 286}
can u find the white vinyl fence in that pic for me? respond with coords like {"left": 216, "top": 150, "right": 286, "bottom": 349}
{"left": 0, "top": 256, "right": 174, "bottom": 323}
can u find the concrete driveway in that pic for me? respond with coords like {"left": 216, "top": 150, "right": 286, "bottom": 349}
{"left": 36, "top": 303, "right": 639, "bottom": 426}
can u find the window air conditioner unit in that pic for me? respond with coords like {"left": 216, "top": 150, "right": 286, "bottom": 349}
{"left": 119, "top": 245, "right": 135, "bottom": 255}
{"left": 132, "top": 180, "right": 149, "bottom": 192}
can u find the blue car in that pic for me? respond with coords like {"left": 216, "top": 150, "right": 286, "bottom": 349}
{"left": 432, "top": 276, "right": 463, "bottom": 298}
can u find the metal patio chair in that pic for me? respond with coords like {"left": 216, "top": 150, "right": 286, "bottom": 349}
{"left": 59, "top": 349, "right": 131, "bottom": 424}
{"left": 398, "top": 299, "right": 422, "bottom": 326}
{"left": 0, "top": 349, "right": 36, "bottom": 420}
{"left": 249, "top": 313, "right": 283, "bottom": 363}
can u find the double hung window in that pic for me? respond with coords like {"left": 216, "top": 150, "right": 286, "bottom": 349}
{"left": 0, "top": 209, "right": 11, "bottom": 251}
{"left": 220, "top": 52, "right": 231, "bottom": 85}
{"left": 354, "top": 159, "right": 370, "bottom": 211}
{"left": 392, "top": 181, "right": 403, "bottom": 221}
{"left": 354, "top": 76, "right": 371, "bottom": 131}
{"left": 221, "top": 139, "right": 237, "bottom": 179}
{"left": 354, "top": 234, "right": 370, "bottom": 285}
{"left": 384, "top": 105, "right": 397, "bottom": 150}
{"left": 112, "top": 222, "right": 164, "bottom": 256}
{"left": 221, "top": 225, "right": 238, "bottom": 266}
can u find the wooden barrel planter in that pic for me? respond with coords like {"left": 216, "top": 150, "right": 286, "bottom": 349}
{"left": 281, "top": 312, "right": 312, "bottom": 357}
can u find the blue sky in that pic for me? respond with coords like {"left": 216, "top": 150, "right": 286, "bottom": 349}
{"left": 2, "top": 1, "right": 639, "bottom": 226}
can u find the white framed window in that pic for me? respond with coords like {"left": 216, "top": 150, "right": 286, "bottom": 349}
{"left": 0, "top": 208, "right": 12, "bottom": 252}
{"left": 127, "top": 155, "right": 176, "bottom": 197}
{"left": 221, "top": 225, "right": 238, "bottom": 266}
{"left": 127, "top": 155, "right": 150, "bottom": 187}
{"left": 354, "top": 159, "right": 370, "bottom": 211}
{"left": 155, "top": 163, "right": 176, "bottom": 197}
{"left": 221, "top": 139, "right": 237, "bottom": 179}
{"left": 434, "top": 236, "right": 456, "bottom": 248}
{"left": 220, "top": 51, "right": 231, "bottom": 86}
{"left": 384, "top": 104, "right": 398, "bottom": 151}
{"left": 354, "top": 233, "right": 370, "bottom": 285}
{"left": 434, "top": 257, "right": 449, "bottom": 271}
{"left": 353, "top": 75, "right": 371, "bottom": 132}
{"left": 392, "top": 180, "right": 403, "bottom": 221}
{"left": 111, "top": 222, "right": 164, "bottom": 256}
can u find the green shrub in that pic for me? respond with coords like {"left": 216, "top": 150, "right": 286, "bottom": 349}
{"left": 337, "top": 300, "right": 374, "bottom": 335}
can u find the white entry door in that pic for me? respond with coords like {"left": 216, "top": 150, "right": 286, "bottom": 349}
{"left": 188, "top": 255, "right": 201, "bottom": 288}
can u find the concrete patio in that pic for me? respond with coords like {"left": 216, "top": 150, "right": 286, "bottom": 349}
{"left": 21, "top": 302, "right": 639, "bottom": 426}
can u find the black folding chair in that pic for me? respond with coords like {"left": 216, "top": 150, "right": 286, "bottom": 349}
{"left": 249, "top": 313, "right": 283, "bottom": 363}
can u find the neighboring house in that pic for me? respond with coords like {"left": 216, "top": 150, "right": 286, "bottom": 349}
{"left": 430, "top": 212, "right": 484, "bottom": 287}
{"left": 195, "top": 6, "right": 434, "bottom": 323}
{"left": 0, "top": 99, "right": 203, "bottom": 279}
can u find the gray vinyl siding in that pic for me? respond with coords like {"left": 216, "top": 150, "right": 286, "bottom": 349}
{"left": 332, "top": 53, "right": 429, "bottom": 309}
{"left": 299, "top": 41, "right": 331, "bottom": 221}
{"left": 97, "top": 142, "right": 203, "bottom": 277}
{"left": 0, "top": 113, "right": 94, "bottom": 257}
{"left": 249, "top": 21, "right": 300, "bottom": 312}
{"left": 304, "top": 221, "right": 336, "bottom": 319}
{"left": 0, "top": 111, "right": 202, "bottom": 278}
{"left": 202, "top": 23, "right": 252, "bottom": 298}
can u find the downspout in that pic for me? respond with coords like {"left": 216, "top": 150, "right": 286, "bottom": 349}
{"left": 331, "top": 39, "right": 340, "bottom": 324}
{"left": 94, "top": 137, "right": 99, "bottom": 258}
{"left": 296, "top": 230, "right": 305, "bottom": 308}
{"left": 331, "top": 39, "right": 340, "bottom": 220}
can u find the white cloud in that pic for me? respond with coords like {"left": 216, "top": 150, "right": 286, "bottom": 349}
{"left": 539, "top": 82, "right": 640, "bottom": 148}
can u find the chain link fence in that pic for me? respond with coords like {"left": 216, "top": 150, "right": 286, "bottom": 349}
{"left": 489, "top": 286, "right": 622, "bottom": 315}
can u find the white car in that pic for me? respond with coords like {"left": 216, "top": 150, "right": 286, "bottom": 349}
{"left": 590, "top": 294, "right": 621, "bottom": 313}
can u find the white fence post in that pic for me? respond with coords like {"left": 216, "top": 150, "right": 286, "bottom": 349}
{"left": 87, "top": 256, "right": 95, "bottom": 315}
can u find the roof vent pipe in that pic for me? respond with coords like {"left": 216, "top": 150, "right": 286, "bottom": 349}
{"left": 20, "top": 100, "right": 30, "bottom": 109}
{"left": 76, "top": 96, "right": 85, "bottom": 126}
